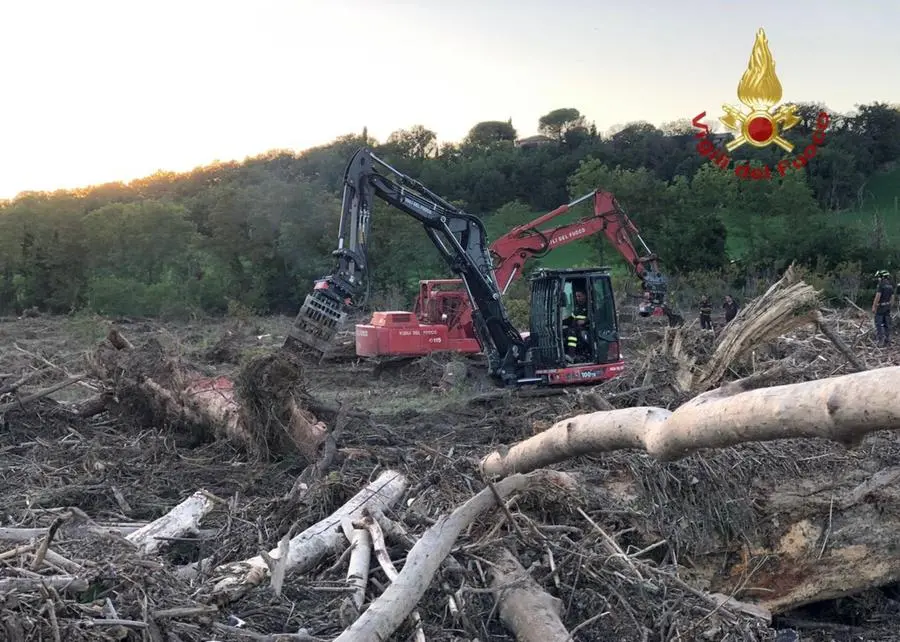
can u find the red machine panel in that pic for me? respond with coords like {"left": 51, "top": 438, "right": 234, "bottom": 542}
{"left": 356, "top": 311, "right": 481, "bottom": 357}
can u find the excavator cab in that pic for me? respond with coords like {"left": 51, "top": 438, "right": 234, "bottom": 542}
{"left": 526, "top": 268, "right": 624, "bottom": 385}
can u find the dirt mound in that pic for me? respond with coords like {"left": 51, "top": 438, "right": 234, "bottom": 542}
{"left": 202, "top": 329, "right": 245, "bottom": 364}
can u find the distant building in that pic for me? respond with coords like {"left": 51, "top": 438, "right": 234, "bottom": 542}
{"left": 515, "top": 135, "right": 555, "bottom": 149}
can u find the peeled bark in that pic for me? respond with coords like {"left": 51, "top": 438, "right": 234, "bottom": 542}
{"left": 209, "top": 470, "right": 408, "bottom": 604}
{"left": 708, "top": 464, "right": 900, "bottom": 613}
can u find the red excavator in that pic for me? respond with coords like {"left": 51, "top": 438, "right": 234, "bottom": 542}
{"left": 284, "top": 148, "right": 627, "bottom": 387}
{"left": 355, "top": 190, "right": 682, "bottom": 358}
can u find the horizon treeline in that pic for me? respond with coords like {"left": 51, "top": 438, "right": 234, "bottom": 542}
{"left": 1, "top": 103, "right": 899, "bottom": 318}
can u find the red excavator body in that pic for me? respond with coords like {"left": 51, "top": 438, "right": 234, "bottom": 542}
{"left": 355, "top": 278, "right": 483, "bottom": 356}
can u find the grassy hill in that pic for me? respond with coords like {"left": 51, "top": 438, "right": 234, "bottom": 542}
{"left": 480, "top": 165, "right": 900, "bottom": 280}
{"left": 839, "top": 164, "right": 900, "bottom": 240}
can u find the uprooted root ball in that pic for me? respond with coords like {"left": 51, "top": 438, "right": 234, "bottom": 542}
{"left": 234, "top": 350, "right": 327, "bottom": 462}
{"left": 89, "top": 336, "right": 200, "bottom": 434}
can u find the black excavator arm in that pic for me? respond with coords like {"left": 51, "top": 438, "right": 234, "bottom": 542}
{"left": 284, "top": 148, "right": 527, "bottom": 381}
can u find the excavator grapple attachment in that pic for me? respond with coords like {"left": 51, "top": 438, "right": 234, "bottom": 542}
{"left": 284, "top": 283, "right": 348, "bottom": 356}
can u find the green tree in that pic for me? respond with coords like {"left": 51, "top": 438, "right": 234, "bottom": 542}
{"left": 384, "top": 125, "right": 438, "bottom": 159}
{"left": 538, "top": 108, "right": 587, "bottom": 141}
{"left": 463, "top": 121, "right": 517, "bottom": 149}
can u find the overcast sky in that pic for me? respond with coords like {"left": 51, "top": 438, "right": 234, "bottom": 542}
{"left": 1, "top": 0, "right": 897, "bottom": 199}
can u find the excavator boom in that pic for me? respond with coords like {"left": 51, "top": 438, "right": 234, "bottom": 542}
{"left": 285, "top": 148, "right": 527, "bottom": 382}
{"left": 390, "top": 190, "right": 680, "bottom": 359}
{"left": 491, "top": 190, "right": 668, "bottom": 300}
{"left": 289, "top": 147, "right": 626, "bottom": 389}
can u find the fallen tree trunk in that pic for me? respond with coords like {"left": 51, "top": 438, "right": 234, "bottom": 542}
{"left": 125, "top": 489, "right": 219, "bottom": 555}
{"left": 0, "top": 374, "right": 87, "bottom": 414}
{"left": 0, "top": 525, "right": 218, "bottom": 542}
{"left": 333, "top": 469, "right": 577, "bottom": 642}
{"left": 481, "top": 366, "right": 900, "bottom": 614}
{"left": 208, "top": 469, "right": 408, "bottom": 604}
{"left": 481, "top": 366, "right": 900, "bottom": 476}
{"left": 659, "top": 263, "right": 821, "bottom": 394}
{"left": 0, "top": 576, "right": 90, "bottom": 592}
{"left": 340, "top": 520, "right": 372, "bottom": 624}
{"left": 489, "top": 547, "right": 573, "bottom": 642}
{"left": 89, "top": 329, "right": 327, "bottom": 461}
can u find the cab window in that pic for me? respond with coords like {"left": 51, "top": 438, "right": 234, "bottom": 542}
{"left": 591, "top": 277, "right": 616, "bottom": 330}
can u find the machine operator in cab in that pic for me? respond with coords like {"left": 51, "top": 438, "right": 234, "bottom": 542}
{"left": 564, "top": 288, "right": 591, "bottom": 362}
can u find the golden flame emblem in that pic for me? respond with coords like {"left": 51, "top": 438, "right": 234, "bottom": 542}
{"left": 720, "top": 29, "right": 801, "bottom": 153}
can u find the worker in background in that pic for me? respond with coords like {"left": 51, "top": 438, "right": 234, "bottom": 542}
{"left": 699, "top": 295, "right": 713, "bottom": 330}
{"left": 723, "top": 295, "right": 739, "bottom": 324}
{"left": 564, "top": 288, "right": 590, "bottom": 362}
{"left": 872, "top": 270, "right": 894, "bottom": 347}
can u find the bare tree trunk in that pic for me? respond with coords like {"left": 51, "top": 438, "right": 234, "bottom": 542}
{"left": 126, "top": 490, "right": 219, "bottom": 555}
{"left": 209, "top": 470, "right": 408, "bottom": 604}
{"left": 490, "top": 547, "right": 573, "bottom": 642}
{"left": 333, "top": 470, "right": 576, "bottom": 642}
{"left": 90, "top": 329, "right": 327, "bottom": 460}
{"left": 481, "top": 366, "right": 900, "bottom": 477}
{"left": 480, "top": 366, "right": 900, "bottom": 613}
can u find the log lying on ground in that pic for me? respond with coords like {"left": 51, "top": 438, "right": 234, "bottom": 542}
{"left": 0, "top": 576, "right": 90, "bottom": 593}
{"left": 208, "top": 469, "right": 408, "bottom": 604}
{"left": 339, "top": 520, "right": 372, "bottom": 625}
{"left": 0, "top": 525, "right": 218, "bottom": 542}
{"left": 481, "top": 366, "right": 900, "bottom": 613}
{"left": 125, "top": 490, "right": 219, "bottom": 555}
{"left": 89, "top": 329, "right": 327, "bottom": 461}
{"left": 333, "top": 469, "right": 577, "bottom": 642}
{"left": 489, "top": 547, "right": 573, "bottom": 642}
{"left": 482, "top": 366, "right": 900, "bottom": 475}
{"left": 0, "top": 374, "right": 87, "bottom": 414}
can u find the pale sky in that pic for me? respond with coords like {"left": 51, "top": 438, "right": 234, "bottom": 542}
{"left": 1, "top": 0, "right": 897, "bottom": 200}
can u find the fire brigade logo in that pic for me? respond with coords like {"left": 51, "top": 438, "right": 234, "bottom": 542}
{"left": 720, "top": 28, "right": 800, "bottom": 153}
{"left": 692, "top": 27, "right": 830, "bottom": 180}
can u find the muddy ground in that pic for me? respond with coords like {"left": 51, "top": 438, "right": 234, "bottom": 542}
{"left": 2, "top": 311, "right": 900, "bottom": 641}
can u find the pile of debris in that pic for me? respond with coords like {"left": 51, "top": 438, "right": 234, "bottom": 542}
{"left": 3, "top": 265, "right": 900, "bottom": 641}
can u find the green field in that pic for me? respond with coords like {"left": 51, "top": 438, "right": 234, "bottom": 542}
{"left": 839, "top": 165, "right": 900, "bottom": 239}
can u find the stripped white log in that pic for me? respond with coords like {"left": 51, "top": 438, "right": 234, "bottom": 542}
{"left": 0, "top": 525, "right": 217, "bottom": 542}
{"left": 490, "top": 547, "right": 573, "bottom": 642}
{"left": 333, "top": 470, "right": 574, "bottom": 642}
{"left": 341, "top": 520, "right": 372, "bottom": 614}
{"left": 125, "top": 490, "right": 217, "bottom": 555}
{"left": 481, "top": 366, "right": 900, "bottom": 478}
{"left": 0, "top": 576, "right": 89, "bottom": 592}
{"left": 209, "top": 469, "right": 408, "bottom": 603}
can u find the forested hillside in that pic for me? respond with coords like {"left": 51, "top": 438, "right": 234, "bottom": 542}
{"left": 1, "top": 103, "right": 899, "bottom": 318}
